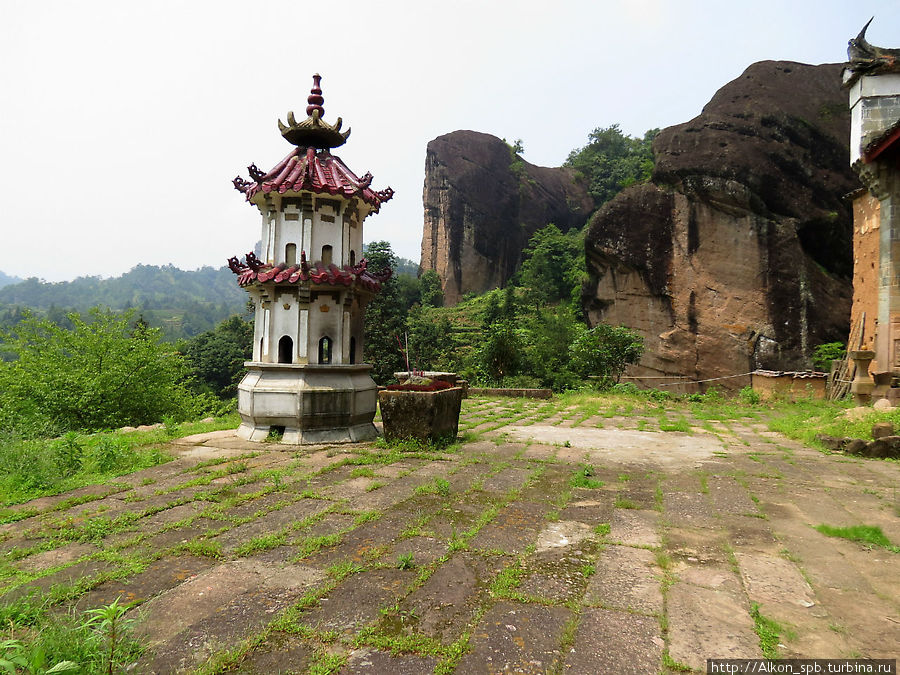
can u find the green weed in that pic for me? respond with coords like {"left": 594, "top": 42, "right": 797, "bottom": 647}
{"left": 813, "top": 524, "right": 899, "bottom": 552}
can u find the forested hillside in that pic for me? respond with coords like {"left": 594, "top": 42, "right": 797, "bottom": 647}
{"left": 0, "top": 256, "right": 422, "bottom": 342}
{"left": 0, "top": 271, "right": 21, "bottom": 289}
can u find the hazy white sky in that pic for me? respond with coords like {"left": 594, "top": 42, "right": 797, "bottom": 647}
{"left": 1, "top": 0, "right": 898, "bottom": 282}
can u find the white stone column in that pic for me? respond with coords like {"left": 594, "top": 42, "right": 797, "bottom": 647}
{"left": 298, "top": 308, "right": 309, "bottom": 362}
{"left": 303, "top": 217, "right": 312, "bottom": 259}
{"left": 342, "top": 309, "right": 351, "bottom": 364}
{"left": 262, "top": 307, "right": 271, "bottom": 361}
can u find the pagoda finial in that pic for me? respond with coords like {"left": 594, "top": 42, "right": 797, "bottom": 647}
{"left": 306, "top": 74, "right": 325, "bottom": 118}
{"left": 277, "top": 73, "right": 351, "bottom": 149}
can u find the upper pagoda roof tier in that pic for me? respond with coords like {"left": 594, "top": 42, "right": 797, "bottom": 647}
{"left": 233, "top": 146, "right": 394, "bottom": 210}
{"left": 232, "top": 74, "right": 393, "bottom": 210}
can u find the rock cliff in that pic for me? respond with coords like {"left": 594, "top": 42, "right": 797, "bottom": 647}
{"left": 585, "top": 61, "right": 859, "bottom": 388}
{"left": 421, "top": 130, "right": 593, "bottom": 304}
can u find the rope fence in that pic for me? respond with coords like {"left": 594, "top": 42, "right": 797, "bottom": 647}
{"left": 619, "top": 372, "right": 755, "bottom": 387}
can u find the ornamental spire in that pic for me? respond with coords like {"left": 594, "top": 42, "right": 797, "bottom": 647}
{"left": 277, "top": 74, "right": 351, "bottom": 149}
{"left": 306, "top": 74, "right": 325, "bottom": 117}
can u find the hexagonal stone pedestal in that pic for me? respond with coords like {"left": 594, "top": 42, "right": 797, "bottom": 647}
{"left": 237, "top": 363, "right": 378, "bottom": 444}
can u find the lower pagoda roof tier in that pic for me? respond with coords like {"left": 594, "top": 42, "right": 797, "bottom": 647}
{"left": 233, "top": 146, "right": 393, "bottom": 211}
{"left": 227, "top": 252, "right": 391, "bottom": 292}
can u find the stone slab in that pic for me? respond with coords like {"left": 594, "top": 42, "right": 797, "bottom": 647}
{"left": 667, "top": 581, "right": 761, "bottom": 670}
{"left": 340, "top": 648, "right": 438, "bottom": 674}
{"left": 469, "top": 501, "right": 549, "bottom": 554}
{"left": 584, "top": 545, "right": 662, "bottom": 614}
{"left": 299, "top": 569, "right": 416, "bottom": 635}
{"left": 136, "top": 560, "right": 324, "bottom": 672}
{"left": 458, "top": 600, "right": 571, "bottom": 674}
{"left": 399, "top": 552, "right": 505, "bottom": 644}
{"left": 505, "top": 425, "right": 721, "bottom": 466}
{"left": 609, "top": 509, "right": 660, "bottom": 548}
{"left": 232, "top": 631, "right": 313, "bottom": 674}
{"left": 735, "top": 551, "right": 816, "bottom": 608}
{"left": 565, "top": 607, "right": 663, "bottom": 674}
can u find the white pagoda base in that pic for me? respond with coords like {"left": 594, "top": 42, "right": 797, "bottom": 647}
{"left": 236, "top": 363, "right": 378, "bottom": 444}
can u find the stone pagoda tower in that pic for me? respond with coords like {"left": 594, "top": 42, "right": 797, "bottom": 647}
{"left": 228, "top": 74, "right": 393, "bottom": 443}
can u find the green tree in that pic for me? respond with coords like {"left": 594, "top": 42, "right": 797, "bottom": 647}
{"left": 419, "top": 270, "right": 444, "bottom": 308}
{"left": 406, "top": 307, "right": 456, "bottom": 372}
{"left": 519, "top": 305, "right": 583, "bottom": 391}
{"left": 0, "top": 308, "right": 194, "bottom": 434}
{"left": 516, "top": 224, "right": 586, "bottom": 308}
{"left": 565, "top": 125, "right": 658, "bottom": 206}
{"left": 363, "top": 241, "right": 408, "bottom": 383}
{"left": 475, "top": 321, "right": 522, "bottom": 385}
{"left": 570, "top": 323, "right": 644, "bottom": 385}
{"left": 181, "top": 315, "right": 253, "bottom": 397}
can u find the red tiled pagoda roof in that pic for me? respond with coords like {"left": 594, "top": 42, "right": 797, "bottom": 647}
{"left": 233, "top": 146, "right": 393, "bottom": 211}
{"left": 227, "top": 251, "right": 391, "bottom": 292}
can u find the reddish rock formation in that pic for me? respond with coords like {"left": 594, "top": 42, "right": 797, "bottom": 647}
{"left": 585, "top": 61, "right": 859, "bottom": 389}
{"left": 421, "top": 130, "right": 593, "bottom": 305}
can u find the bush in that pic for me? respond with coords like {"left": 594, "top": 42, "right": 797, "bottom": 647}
{"left": 812, "top": 342, "right": 845, "bottom": 372}
{"left": 570, "top": 324, "right": 644, "bottom": 385}
{"left": 0, "top": 308, "right": 195, "bottom": 434}
{"left": 53, "top": 432, "right": 83, "bottom": 473}
{"left": 739, "top": 386, "right": 761, "bottom": 405}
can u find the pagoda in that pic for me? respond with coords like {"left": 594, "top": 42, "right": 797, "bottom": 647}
{"left": 228, "top": 74, "right": 393, "bottom": 443}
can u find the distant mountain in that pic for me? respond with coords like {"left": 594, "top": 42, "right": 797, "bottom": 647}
{"left": 0, "top": 271, "right": 21, "bottom": 289}
{"left": 0, "top": 264, "right": 245, "bottom": 310}
{"left": 0, "top": 264, "right": 248, "bottom": 341}
{"left": 0, "top": 252, "right": 417, "bottom": 341}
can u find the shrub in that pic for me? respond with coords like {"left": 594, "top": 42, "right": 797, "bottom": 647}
{"left": 812, "top": 342, "right": 845, "bottom": 372}
{"left": 739, "top": 386, "right": 761, "bottom": 405}
{"left": 570, "top": 324, "right": 644, "bottom": 385}
{"left": 53, "top": 432, "right": 84, "bottom": 473}
{"left": 0, "top": 308, "right": 194, "bottom": 434}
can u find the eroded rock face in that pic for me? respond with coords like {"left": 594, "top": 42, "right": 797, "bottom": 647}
{"left": 584, "top": 61, "right": 859, "bottom": 386}
{"left": 421, "top": 130, "right": 593, "bottom": 305}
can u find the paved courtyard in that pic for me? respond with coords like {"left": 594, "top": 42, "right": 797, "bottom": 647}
{"left": 1, "top": 396, "right": 898, "bottom": 673}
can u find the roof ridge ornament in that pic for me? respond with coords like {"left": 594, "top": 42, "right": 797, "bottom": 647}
{"left": 277, "top": 74, "right": 352, "bottom": 149}
{"left": 845, "top": 18, "right": 900, "bottom": 86}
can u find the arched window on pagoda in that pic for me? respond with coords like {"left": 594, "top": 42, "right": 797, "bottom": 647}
{"left": 285, "top": 243, "right": 297, "bottom": 266}
{"left": 349, "top": 337, "right": 357, "bottom": 364}
{"left": 350, "top": 249, "right": 356, "bottom": 266}
{"left": 322, "top": 245, "right": 333, "bottom": 265}
{"left": 277, "top": 335, "right": 293, "bottom": 364}
{"left": 318, "top": 336, "right": 332, "bottom": 364}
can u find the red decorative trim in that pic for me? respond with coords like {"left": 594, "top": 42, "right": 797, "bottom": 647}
{"left": 226, "top": 251, "right": 391, "bottom": 292}
{"left": 233, "top": 147, "right": 393, "bottom": 211}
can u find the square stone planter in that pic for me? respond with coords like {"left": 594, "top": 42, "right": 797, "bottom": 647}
{"left": 378, "top": 387, "right": 464, "bottom": 443}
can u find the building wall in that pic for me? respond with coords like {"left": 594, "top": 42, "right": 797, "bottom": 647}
{"left": 851, "top": 190, "right": 881, "bottom": 367}
{"left": 848, "top": 73, "right": 900, "bottom": 164}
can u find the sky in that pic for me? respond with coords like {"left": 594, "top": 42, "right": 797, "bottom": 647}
{"left": 1, "top": 0, "right": 898, "bottom": 283}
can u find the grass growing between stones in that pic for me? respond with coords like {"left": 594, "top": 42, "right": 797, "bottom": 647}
{"left": 813, "top": 524, "right": 900, "bottom": 552}
{"left": 569, "top": 465, "right": 603, "bottom": 490}
{"left": 750, "top": 602, "right": 790, "bottom": 659}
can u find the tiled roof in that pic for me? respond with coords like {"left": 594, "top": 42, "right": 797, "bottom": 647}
{"left": 863, "top": 117, "right": 900, "bottom": 164}
{"left": 227, "top": 251, "right": 391, "bottom": 292}
{"left": 233, "top": 147, "right": 393, "bottom": 210}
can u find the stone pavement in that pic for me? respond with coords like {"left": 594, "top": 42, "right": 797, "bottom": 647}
{"left": 1, "top": 396, "right": 898, "bottom": 673}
